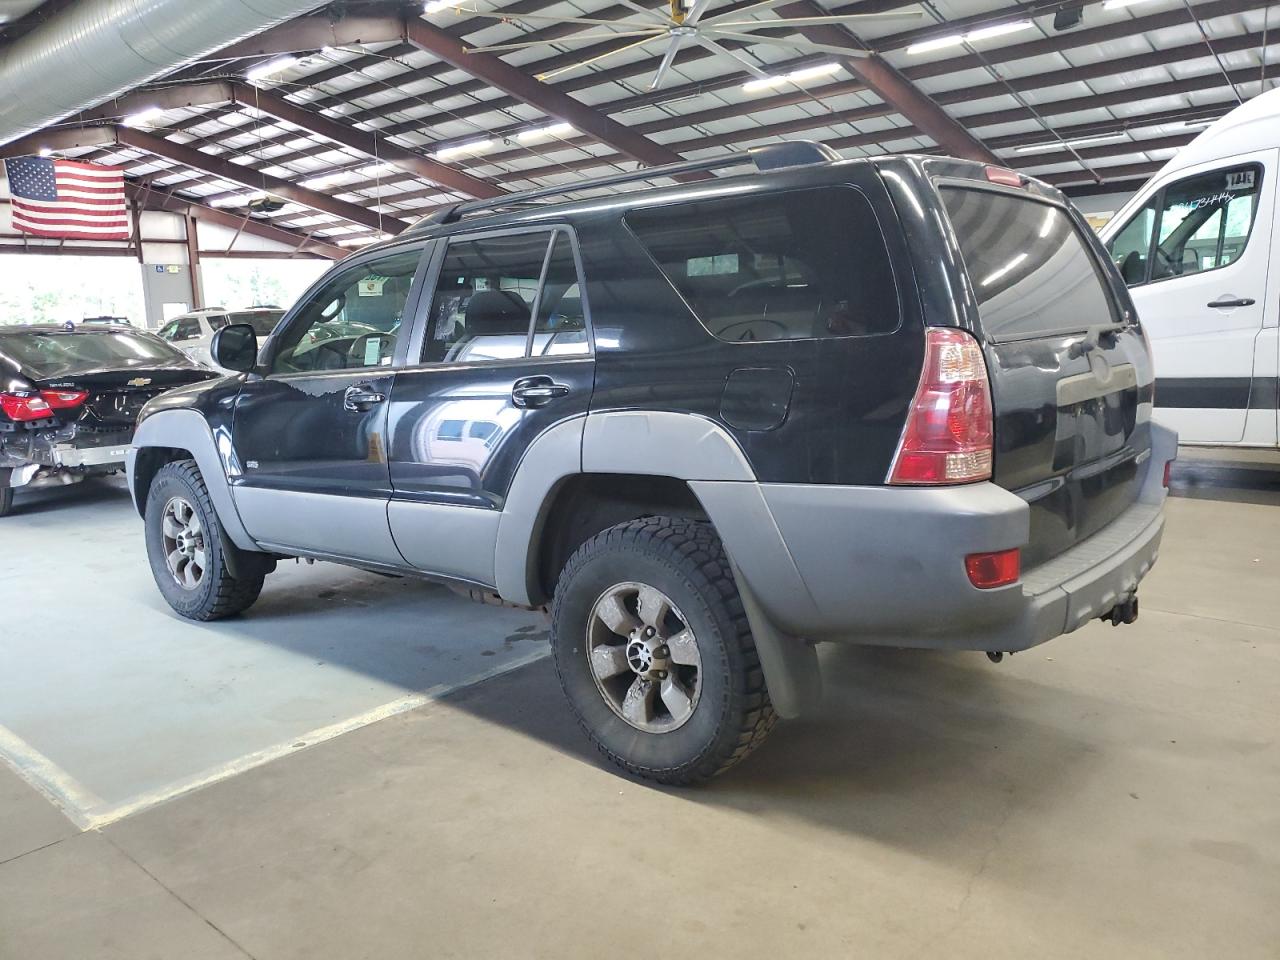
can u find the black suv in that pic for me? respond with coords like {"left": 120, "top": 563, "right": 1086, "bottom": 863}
{"left": 127, "top": 143, "right": 1176, "bottom": 783}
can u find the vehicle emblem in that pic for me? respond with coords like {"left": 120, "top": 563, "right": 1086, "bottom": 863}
{"left": 127, "top": 377, "right": 152, "bottom": 387}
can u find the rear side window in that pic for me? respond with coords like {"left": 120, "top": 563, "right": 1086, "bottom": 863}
{"left": 941, "top": 188, "right": 1115, "bottom": 341}
{"left": 625, "top": 187, "right": 900, "bottom": 342}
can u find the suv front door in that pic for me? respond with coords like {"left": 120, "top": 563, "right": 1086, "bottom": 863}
{"left": 229, "top": 243, "right": 430, "bottom": 564}
{"left": 385, "top": 227, "right": 594, "bottom": 585}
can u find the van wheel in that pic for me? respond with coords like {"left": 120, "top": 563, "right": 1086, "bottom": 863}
{"left": 144, "top": 459, "right": 265, "bottom": 621}
{"left": 551, "top": 517, "right": 777, "bottom": 784}
{"left": 0, "top": 485, "right": 12, "bottom": 517}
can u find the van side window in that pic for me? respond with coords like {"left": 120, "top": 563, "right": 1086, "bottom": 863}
{"left": 1107, "top": 164, "right": 1262, "bottom": 286}
{"left": 625, "top": 187, "right": 900, "bottom": 341}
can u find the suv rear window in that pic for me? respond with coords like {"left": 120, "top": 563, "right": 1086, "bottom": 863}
{"left": 941, "top": 188, "right": 1116, "bottom": 341}
{"left": 626, "top": 186, "right": 900, "bottom": 342}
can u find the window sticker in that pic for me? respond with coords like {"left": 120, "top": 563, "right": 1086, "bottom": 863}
{"left": 357, "top": 276, "right": 388, "bottom": 297}
{"left": 364, "top": 336, "right": 383, "bottom": 365}
{"left": 687, "top": 253, "right": 739, "bottom": 276}
{"left": 1226, "top": 170, "right": 1256, "bottom": 191}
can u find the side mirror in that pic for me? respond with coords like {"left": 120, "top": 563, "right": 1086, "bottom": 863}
{"left": 210, "top": 323, "right": 258, "bottom": 372}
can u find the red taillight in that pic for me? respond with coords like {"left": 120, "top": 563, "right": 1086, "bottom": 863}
{"left": 888, "top": 328, "right": 994, "bottom": 485}
{"left": 965, "top": 548, "right": 1021, "bottom": 589}
{"left": 39, "top": 388, "right": 88, "bottom": 410}
{"left": 0, "top": 391, "right": 55, "bottom": 422}
{"left": 985, "top": 165, "right": 1024, "bottom": 187}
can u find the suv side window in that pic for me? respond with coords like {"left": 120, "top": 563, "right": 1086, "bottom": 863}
{"left": 1107, "top": 164, "right": 1262, "bottom": 286}
{"left": 269, "top": 246, "right": 423, "bottom": 374}
{"left": 174, "top": 317, "right": 202, "bottom": 341}
{"left": 422, "top": 229, "right": 589, "bottom": 363}
{"left": 157, "top": 319, "right": 180, "bottom": 341}
{"left": 625, "top": 186, "right": 900, "bottom": 341}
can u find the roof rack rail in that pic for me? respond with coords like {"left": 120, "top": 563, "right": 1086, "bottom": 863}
{"left": 412, "top": 139, "right": 839, "bottom": 230}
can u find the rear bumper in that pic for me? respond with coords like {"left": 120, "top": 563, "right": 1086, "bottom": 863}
{"left": 694, "top": 421, "right": 1176, "bottom": 652}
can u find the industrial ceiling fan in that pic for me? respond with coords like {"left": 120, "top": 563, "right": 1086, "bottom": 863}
{"left": 457, "top": 0, "right": 923, "bottom": 89}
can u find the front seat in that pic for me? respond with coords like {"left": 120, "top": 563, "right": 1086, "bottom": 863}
{"left": 446, "top": 290, "right": 531, "bottom": 361}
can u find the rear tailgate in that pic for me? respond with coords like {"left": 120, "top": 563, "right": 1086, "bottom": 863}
{"left": 938, "top": 183, "right": 1156, "bottom": 568}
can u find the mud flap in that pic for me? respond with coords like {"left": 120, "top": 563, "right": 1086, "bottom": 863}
{"left": 729, "top": 560, "right": 822, "bottom": 719}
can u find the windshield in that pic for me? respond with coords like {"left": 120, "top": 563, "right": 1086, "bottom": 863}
{"left": 228, "top": 311, "right": 285, "bottom": 337}
{"left": 0, "top": 330, "right": 190, "bottom": 378}
{"left": 941, "top": 188, "right": 1117, "bottom": 341}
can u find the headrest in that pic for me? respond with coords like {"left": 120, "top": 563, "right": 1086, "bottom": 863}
{"left": 465, "top": 289, "right": 529, "bottom": 335}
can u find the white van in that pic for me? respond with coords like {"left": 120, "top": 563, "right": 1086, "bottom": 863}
{"left": 1099, "top": 88, "right": 1279, "bottom": 447}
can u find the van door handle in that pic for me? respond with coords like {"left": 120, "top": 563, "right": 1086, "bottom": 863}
{"left": 343, "top": 383, "right": 386, "bottom": 412}
{"left": 512, "top": 376, "right": 571, "bottom": 408}
{"left": 1207, "top": 297, "right": 1255, "bottom": 309}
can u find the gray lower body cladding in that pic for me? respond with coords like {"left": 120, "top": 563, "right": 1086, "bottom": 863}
{"left": 693, "top": 422, "right": 1175, "bottom": 653}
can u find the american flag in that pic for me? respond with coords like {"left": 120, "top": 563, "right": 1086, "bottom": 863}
{"left": 3, "top": 157, "right": 129, "bottom": 240}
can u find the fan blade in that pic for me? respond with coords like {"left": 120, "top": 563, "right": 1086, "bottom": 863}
{"left": 693, "top": 35, "right": 773, "bottom": 78}
{"left": 467, "top": 29, "right": 665, "bottom": 54}
{"left": 535, "top": 33, "right": 668, "bottom": 81}
{"left": 462, "top": 9, "right": 661, "bottom": 28}
{"left": 650, "top": 34, "right": 685, "bottom": 88}
{"left": 702, "top": 28, "right": 874, "bottom": 58}
{"left": 713, "top": 12, "right": 924, "bottom": 29}
{"left": 615, "top": 0, "right": 676, "bottom": 24}
{"left": 685, "top": 0, "right": 714, "bottom": 24}
{"left": 699, "top": 0, "right": 814, "bottom": 22}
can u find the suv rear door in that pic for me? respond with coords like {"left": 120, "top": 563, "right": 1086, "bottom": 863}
{"left": 229, "top": 242, "right": 431, "bottom": 565}
{"left": 385, "top": 226, "right": 593, "bottom": 586}
{"left": 937, "top": 179, "right": 1155, "bottom": 568}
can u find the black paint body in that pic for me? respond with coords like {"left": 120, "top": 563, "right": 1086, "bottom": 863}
{"left": 139, "top": 154, "right": 1154, "bottom": 571}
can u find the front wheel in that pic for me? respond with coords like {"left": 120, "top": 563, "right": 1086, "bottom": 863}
{"left": 551, "top": 517, "right": 777, "bottom": 784}
{"left": 144, "top": 459, "right": 265, "bottom": 620}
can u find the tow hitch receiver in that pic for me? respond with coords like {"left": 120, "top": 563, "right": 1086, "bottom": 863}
{"left": 1102, "top": 595, "right": 1139, "bottom": 627}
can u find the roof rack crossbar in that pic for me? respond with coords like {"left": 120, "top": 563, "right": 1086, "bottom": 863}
{"left": 412, "top": 140, "right": 839, "bottom": 230}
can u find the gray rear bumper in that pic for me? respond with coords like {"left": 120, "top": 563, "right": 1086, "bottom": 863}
{"left": 693, "top": 422, "right": 1175, "bottom": 653}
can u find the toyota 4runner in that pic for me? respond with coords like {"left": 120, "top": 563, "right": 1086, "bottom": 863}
{"left": 127, "top": 143, "right": 1176, "bottom": 783}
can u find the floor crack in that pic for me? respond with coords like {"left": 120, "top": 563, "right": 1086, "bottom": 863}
{"left": 102, "top": 832, "right": 259, "bottom": 960}
{"left": 0, "top": 836, "right": 68, "bottom": 869}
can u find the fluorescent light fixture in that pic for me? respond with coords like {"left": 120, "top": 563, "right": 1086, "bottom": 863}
{"left": 517, "top": 122, "right": 575, "bottom": 143}
{"left": 1175, "top": 118, "right": 1217, "bottom": 130}
{"left": 1101, "top": 0, "right": 1154, "bottom": 8}
{"left": 245, "top": 55, "right": 298, "bottom": 82}
{"left": 208, "top": 192, "right": 266, "bottom": 208}
{"left": 743, "top": 62, "right": 840, "bottom": 92}
{"left": 432, "top": 138, "right": 495, "bottom": 160}
{"left": 906, "top": 33, "right": 964, "bottom": 55}
{"left": 359, "top": 162, "right": 397, "bottom": 177}
{"left": 1014, "top": 133, "right": 1126, "bottom": 154}
{"left": 908, "top": 20, "right": 1033, "bottom": 54}
{"left": 122, "top": 106, "right": 163, "bottom": 128}
{"left": 337, "top": 232, "right": 394, "bottom": 247}
{"left": 424, "top": 0, "right": 455, "bottom": 12}
{"left": 964, "top": 20, "right": 1033, "bottom": 42}
{"left": 298, "top": 172, "right": 348, "bottom": 190}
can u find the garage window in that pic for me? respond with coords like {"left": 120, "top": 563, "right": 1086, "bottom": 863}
{"left": 625, "top": 187, "right": 900, "bottom": 341}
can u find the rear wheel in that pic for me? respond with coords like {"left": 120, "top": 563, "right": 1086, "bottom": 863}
{"left": 551, "top": 517, "right": 777, "bottom": 784}
{"left": 144, "top": 459, "right": 265, "bottom": 620}
{"left": 0, "top": 485, "right": 12, "bottom": 518}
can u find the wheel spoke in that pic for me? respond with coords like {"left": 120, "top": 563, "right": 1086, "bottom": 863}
{"left": 182, "top": 561, "right": 198, "bottom": 590}
{"left": 666, "top": 629, "right": 699, "bottom": 666}
{"left": 192, "top": 549, "right": 207, "bottom": 576}
{"left": 659, "top": 676, "right": 694, "bottom": 725}
{"left": 636, "top": 584, "right": 670, "bottom": 630}
{"left": 187, "top": 514, "right": 202, "bottom": 537}
{"left": 162, "top": 515, "right": 183, "bottom": 539}
{"left": 590, "top": 643, "right": 630, "bottom": 680}
{"left": 167, "top": 548, "right": 185, "bottom": 573}
{"left": 595, "top": 591, "right": 640, "bottom": 635}
{"left": 621, "top": 677, "right": 656, "bottom": 726}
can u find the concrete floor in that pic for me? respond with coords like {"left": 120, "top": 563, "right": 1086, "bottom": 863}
{"left": 1, "top": 458, "right": 1278, "bottom": 959}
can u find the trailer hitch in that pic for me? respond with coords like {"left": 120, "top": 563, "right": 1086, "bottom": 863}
{"left": 1102, "top": 595, "right": 1139, "bottom": 626}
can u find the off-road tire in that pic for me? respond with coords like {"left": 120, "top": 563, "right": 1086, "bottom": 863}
{"left": 144, "top": 459, "right": 265, "bottom": 620}
{"left": 551, "top": 517, "right": 777, "bottom": 784}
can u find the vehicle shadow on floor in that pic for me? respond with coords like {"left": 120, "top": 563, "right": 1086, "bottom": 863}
{"left": 437, "top": 644, "right": 1101, "bottom": 852}
{"left": 6, "top": 475, "right": 131, "bottom": 517}
{"left": 1168, "top": 456, "right": 1280, "bottom": 507}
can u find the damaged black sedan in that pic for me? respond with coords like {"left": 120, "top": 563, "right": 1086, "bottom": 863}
{"left": 1, "top": 323, "right": 217, "bottom": 517}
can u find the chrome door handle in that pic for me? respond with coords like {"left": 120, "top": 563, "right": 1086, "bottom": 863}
{"left": 512, "top": 377, "right": 571, "bottom": 408}
{"left": 343, "top": 383, "right": 386, "bottom": 412}
{"left": 1207, "top": 297, "right": 1255, "bottom": 309}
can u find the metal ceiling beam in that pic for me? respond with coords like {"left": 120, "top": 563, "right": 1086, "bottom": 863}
{"left": 402, "top": 17, "right": 685, "bottom": 169}
{"left": 1043, "top": 161, "right": 1165, "bottom": 189}
{"left": 206, "top": 9, "right": 405, "bottom": 60}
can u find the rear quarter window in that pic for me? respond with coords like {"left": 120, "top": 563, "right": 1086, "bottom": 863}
{"left": 625, "top": 186, "right": 900, "bottom": 342}
{"left": 941, "top": 187, "right": 1116, "bottom": 341}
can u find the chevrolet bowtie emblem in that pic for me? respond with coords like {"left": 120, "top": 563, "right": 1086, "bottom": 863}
{"left": 126, "top": 377, "right": 152, "bottom": 387}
